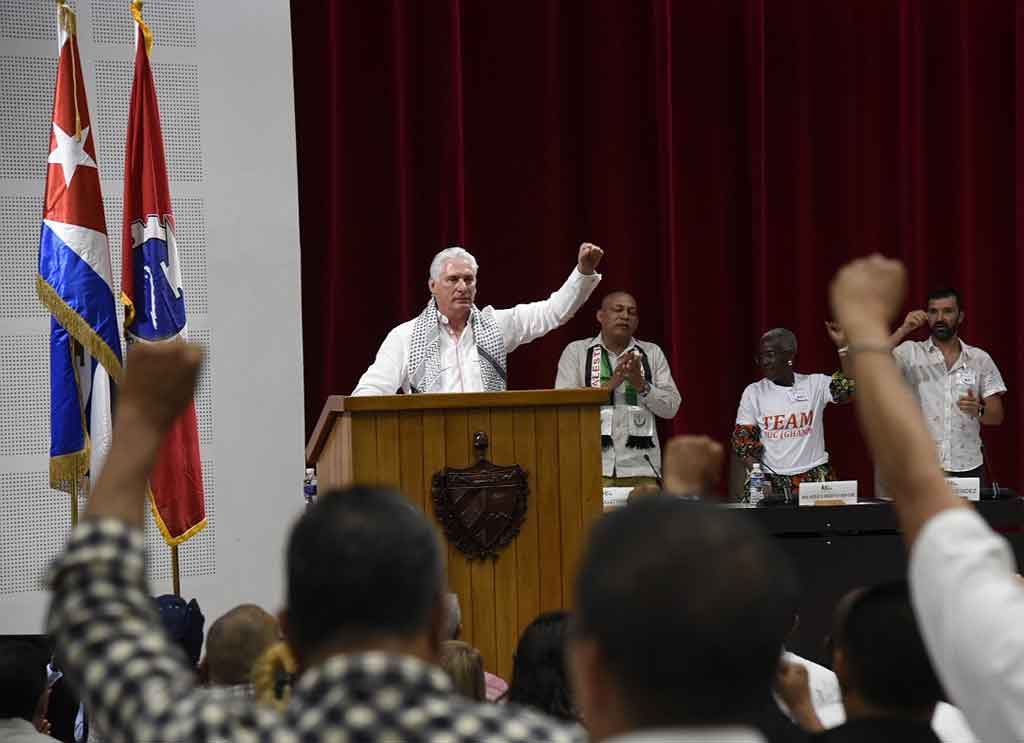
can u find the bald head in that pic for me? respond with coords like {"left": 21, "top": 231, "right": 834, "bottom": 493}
{"left": 206, "top": 604, "right": 280, "bottom": 686}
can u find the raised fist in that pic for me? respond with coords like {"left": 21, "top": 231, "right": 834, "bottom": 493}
{"left": 830, "top": 254, "right": 906, "bottom": 341}
{"left": 663, "top": 435, "right": 723, "bottom": 495}
{"left": 577, "top": 242, "right": 604, "bottom": 275}
{"left": 120, "top": 340, "right": 204, "bottom": 431}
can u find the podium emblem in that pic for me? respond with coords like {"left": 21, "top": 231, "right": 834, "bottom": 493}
{"left": 431, "top": 432, "right": 529, "bottom": 560}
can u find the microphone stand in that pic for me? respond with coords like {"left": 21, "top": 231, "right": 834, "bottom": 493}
{"left": 642, "top": 453, "right": 664, "bottom": 489}
{"left": 980, "top": 441, "right": 1001, "bottom": 498}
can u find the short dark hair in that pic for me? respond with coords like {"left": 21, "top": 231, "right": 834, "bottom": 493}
{"left": 574, "top": 499, "right": 798, "bottom": 727}
{"left": 834, "top": 582, "right": 943, "bottom": 711}
{"left": 286, "top": 486, "right": 443, "bottom": 655}
{"left": 926, "top": 287, "right": 962, "bottom": 311}
{"left": 506, "top": 611, "right": 576, "bottom": 721}
{"left": 0, "top": 639, "right": 47, "bottom": 721}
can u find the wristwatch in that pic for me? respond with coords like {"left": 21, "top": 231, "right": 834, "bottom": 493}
{"left": 978, "top": 400, "right": 986, "bottom": 419}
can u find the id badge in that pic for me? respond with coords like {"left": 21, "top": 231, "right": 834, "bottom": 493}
{"left": 958, "top": 369, "right": 977, "bottom": 387}
{"left": 788, "top": 387, "right": 809, "bottom": 402}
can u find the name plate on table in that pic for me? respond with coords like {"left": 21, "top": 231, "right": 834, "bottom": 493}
{"left": 602, "top": 487, "right": 631, "bottom": 510}
{"left": 946, "top": 477, "right": 980, "bottom": 502}
{"left": 798, "top": 480, "right": 858, "bottom": 506}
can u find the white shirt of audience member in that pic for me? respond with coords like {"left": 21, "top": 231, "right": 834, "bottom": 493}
{"left": 893, "top": 338, "right": 1006, "bottom": 472}
{"left": 735, "top": 373, "right": 839, "bottom": 476}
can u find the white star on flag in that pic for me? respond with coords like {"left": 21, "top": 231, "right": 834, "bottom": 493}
{"left": 48, "top": 123, "right": 97, "bottom": 188}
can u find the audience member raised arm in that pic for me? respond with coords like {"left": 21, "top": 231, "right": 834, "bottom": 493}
{"left": 830, "top": 255, "right": 1024, "bottom": 743}
{"left": 829, "top": 257, "right": 963, "bottom": 543}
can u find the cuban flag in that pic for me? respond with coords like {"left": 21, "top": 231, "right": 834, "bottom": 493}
{"left": 37, "top": 3, "right": 123, "bottom": 494}
{"left": 121, "top": 5, "right": 206, "bottom": 545}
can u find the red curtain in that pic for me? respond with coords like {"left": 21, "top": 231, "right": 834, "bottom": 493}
{"left": 292, "top": 0, "right": 1020, "bottom": 496}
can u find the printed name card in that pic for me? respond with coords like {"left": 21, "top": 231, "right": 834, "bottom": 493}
{"left": 798, "top": 480, "right": 858, "bottom": 506}
{"left": 946, "top": 477, "right": 981, "bottom": 502}
{"left": 602, "top": 487, "right": 632, "bottom": 510}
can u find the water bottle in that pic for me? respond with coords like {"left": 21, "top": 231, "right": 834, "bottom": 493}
{"left": 748, "top": 463, "right": 765, "bottom": 506}
{"left": 303, "top": 468, "right": 317, "bottom": 507}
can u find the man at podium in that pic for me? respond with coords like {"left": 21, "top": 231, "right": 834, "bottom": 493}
{"left": 352, "top": 243, "right": 603, "bottom": 395}
{"left": 554, "top": 291, "right": 681, "bottom": 486}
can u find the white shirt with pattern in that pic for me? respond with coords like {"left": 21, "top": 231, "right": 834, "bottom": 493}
{"left": 893, "top": 338, "right": 1006, "bottom": 471}
{"left": 352, "top": 268, "right": 601, "bottom": 395}
{"left": 555, "top": 335, "right": 681, "bottom": 478}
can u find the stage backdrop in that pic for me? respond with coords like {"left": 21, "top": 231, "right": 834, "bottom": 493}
{"left": 293, "top": 0, "right": 1021, "bottom": 498}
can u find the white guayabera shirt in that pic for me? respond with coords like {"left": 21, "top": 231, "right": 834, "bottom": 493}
{"left": 893, "top": 338, "right": 1006, "bottom": 472}
{"left": 352, "top": 268, "right": 601, "bottom": 396}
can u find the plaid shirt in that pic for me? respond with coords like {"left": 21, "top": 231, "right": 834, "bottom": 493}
{"left": 47, "top": 519, "right": 583, "bottom": 743}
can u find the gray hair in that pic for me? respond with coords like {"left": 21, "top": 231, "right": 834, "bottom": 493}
{"left": 429, "top": 247, "right": 479, "bottom": 282}
{"left": 761, "top": 327, "right": 798, "bottom": 354}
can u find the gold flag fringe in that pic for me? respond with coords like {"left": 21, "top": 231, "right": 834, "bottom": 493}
{"left": 37, "top": 276, "right": 124, "bottom": 384}
{"left": 49, "top": 449, "right": 88, "bottom": 495}
{"left": 130, "top": 0, "right": 154, "bottom": 56}
{"left": 147, "top": 484, "right": 208, "bottom": 546}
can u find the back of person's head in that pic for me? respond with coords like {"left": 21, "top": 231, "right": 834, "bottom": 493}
{"left": 286, "top": 486, "right": 444, "bottom": 658}
{"left": 506, "top": 611, "right": 576, "bottom": 721}
{"left": 832, "top": 582, "right": 943, "bottom": 714}
{"left": 154, "top": 594, "right": 206, "bottom": 666}
{"left": 206, "top": 604, "right": 280, "bottom": 686}
{"left": 440, "top": 640, "right": 485, "bottom": 701}
{"left": 573, "top": 498, "right": 798, "bottom": 728}
{"left": 0, "top": 639, "right": 47, "bottom": 721}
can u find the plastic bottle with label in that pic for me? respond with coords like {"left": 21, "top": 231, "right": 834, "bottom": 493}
{"left": 748, "top": 463, "right": 766, "bottom": 506}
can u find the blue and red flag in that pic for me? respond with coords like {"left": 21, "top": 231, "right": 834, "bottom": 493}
{"left": 122, "top": 3, "right": 206, "bottom": 545}
{"left": 37, "top": 2, "right": 122, "bottom": 494}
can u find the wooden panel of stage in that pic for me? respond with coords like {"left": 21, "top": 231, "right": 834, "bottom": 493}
{"left": 306, "top": 389, "right": 606, "bottom": 679}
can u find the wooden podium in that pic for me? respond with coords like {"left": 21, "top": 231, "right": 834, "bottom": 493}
{"left": 305, "top": 388, "right": 608, "bottom": 679}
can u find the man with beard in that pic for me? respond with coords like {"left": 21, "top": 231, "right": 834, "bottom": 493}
{"left": 888, "top": 287, "right": 1006, "bottom": 481}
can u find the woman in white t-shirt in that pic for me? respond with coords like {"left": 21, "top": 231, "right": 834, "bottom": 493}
{"left": 732, "top": 326, "right": 854, "bottom": 499}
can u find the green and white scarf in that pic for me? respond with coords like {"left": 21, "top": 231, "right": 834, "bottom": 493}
{"left": 585, "top": 343, "right": 655, "bottom": 450}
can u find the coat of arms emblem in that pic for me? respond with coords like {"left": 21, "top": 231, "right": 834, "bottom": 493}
{"left": 431, "top": 432, "right": 529, "bottom": 560}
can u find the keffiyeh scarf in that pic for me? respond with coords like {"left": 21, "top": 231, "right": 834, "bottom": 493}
{"left": 408, "top": 299, "right": 507, "bottom": 393}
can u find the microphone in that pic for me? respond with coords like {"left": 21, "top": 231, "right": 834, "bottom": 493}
{"left": 980, "top": 441, "right": 1003, "bottom": 499}
{"left": 642, "top": 454, "right": 664, "bottom": 489}
{"left": 754, "top": 458, "right": 793, "bottom": 505}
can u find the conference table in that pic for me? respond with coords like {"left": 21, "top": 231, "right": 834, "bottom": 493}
{"left": 734, "top": 497, "right": 1024, "bottom": 665}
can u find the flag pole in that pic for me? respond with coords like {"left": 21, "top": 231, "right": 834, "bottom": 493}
{"left": 171, "top": 545, "right": 181, "bottom": 596}
{"left": 70, "top": 479, "right": 79, "bottom": 527}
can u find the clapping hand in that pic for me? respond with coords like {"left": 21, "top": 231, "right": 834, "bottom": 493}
{"left": 622, "top": 353, "right": 645, "bottom": 391}
{"left": 577, "top": 242, "right": 604, "bottom": 275}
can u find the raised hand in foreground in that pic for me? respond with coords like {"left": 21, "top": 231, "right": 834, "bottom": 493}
{"left": 662, "top": 435, "right": 723, "bottom": 497}
{"left": 86, "top": 341, "right": 204, "bottom": 527}
{"left": 829, "top": 255, "right": 963, "bottom": 545}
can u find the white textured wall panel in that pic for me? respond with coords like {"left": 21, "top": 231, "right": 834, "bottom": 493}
{"left": 0, "top": 0, "right": 303, "bottom": 632}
